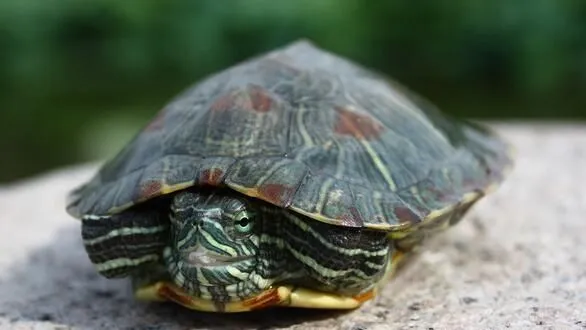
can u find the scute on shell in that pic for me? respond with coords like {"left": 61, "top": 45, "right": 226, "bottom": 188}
{"left": 67, "top": 40, "right": 513, "bottom": 232}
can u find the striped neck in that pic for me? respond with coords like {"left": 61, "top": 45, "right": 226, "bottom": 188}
{"left": 163, "top": 189, "right": 391, "bottom": 306}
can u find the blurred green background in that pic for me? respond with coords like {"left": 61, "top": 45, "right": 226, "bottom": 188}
{"left": 1, "top": 0, "right": 584, "bottom": 183}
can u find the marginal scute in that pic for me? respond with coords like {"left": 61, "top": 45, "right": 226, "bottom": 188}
{"left": 139, "top": 180, "right": 163, "bottom": 200}
{"left": 321, "top": 180, "right": 364, "bottom": 227}
{"left": 340, "top": 206, "right": 364, "bottom": 227}
{"left": 133, "top": 158, "right": 169, "bottom": 202}
{"left": 104, "top": 170, "right": 143, "bottom": 214}
{"left": 393, "top": 206, "right": 422, "bottom": 225}
{"left": 421, "top": 211, "right": 453, "bottom": 233}
{"left": 289, "top": 172, "right": 326, "bottom": 214}
{"left": 225, "top": 158, "right": 277, "bottom": 188}
{"left": 225, "top": 158, "right": 306, "bottom": 208}
{"left": 199, "top": 168, "right": 225, "bottom": 186}
{"left": 449, "top": 198, "right": 477, "bottom": 226}
{"left": 160, "top": 155, "right": 201, "bottom": 187}
{"left": 257, "top": 183, "right": 296, "bottom": 207}
{"left": 75, "top": 185, "right": 104, "bottom": 217}
{"left": 412, "top": 172, "right": 459, "bottom": 206}
{"left": 197, "top": 157, "right": 236, "bottom": 182}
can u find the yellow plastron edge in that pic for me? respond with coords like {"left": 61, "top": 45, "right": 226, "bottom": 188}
{"left": 134, "top": 282, "right": 369, "bottom": 312}
{"left": 134, "top": 250, "right": 406, "bottom": 312}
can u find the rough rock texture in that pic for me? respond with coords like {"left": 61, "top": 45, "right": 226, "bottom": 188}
{"left": 0, "top": 124, "right": 584, "bottom": 330}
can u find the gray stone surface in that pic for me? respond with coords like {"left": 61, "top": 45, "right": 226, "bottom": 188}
{"left": 0, "top": 123, "right": 585, "bottom": 330}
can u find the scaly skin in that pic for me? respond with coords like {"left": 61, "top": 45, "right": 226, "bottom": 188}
{"left": 162, "top": 189, "right": 391, "bottom": 309}
{"left": 82, "top": 188, "right": 393, "bottom": 311}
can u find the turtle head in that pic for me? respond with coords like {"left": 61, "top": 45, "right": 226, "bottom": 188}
{"left": 163, "top": 190, "right": 270, "bottom": 301}
{"left": 161, "top": 189, "right": 392, "bottom": 310}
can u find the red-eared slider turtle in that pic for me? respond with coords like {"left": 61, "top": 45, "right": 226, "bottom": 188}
{"left": 66, "top": 40, "right": 513, "bottom": 312}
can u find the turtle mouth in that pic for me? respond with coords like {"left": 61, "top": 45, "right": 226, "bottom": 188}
{"left": 184, "top": 248, "right": 252, "bottom": 267}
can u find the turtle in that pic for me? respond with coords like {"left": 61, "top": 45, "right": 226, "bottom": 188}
{"left": 66, "top": 40, "right": 513, "bottom": 313}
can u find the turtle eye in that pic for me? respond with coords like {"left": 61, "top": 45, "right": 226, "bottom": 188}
{"left": 234, "top": 212, "right": 255, "bottom": 235}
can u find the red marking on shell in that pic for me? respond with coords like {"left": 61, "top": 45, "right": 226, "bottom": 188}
{"left": 200, "top": 168, "right": 224, "bottom": 186}
{"left": 339, "top": 206, "right": 364, "bottom": 227}
{"left": 394, "top": 206, "right": 422, "bottom": 224}
{"left": 158, "top": 284, "right": 193, "bottom": 307}
{"left": 258, "top": 183, "right": 295, "bottom": 207}
{"left": 247, "top": 85, "right": 273, "bottom": 113}
{"left": 139, "top": 181, "right": 162, "bottom": 200}
{"left": 145, "top": 109, "right": 166, "bottom": 131}
{"left": 334, "top": 106, "right": 383, "bottom": 140}
{"left": 211, "top": 86, "right": 273, "bottom": 114}
{"left": 210, "top": 92, "right": 239, "bottom": 112}
{"left": 242, "top": 287, "right": 282, "bottom": 310}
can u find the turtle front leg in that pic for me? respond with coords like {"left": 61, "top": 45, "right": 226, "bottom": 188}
{"left": 81, "top": 206, "right": 168, "bottom": 278}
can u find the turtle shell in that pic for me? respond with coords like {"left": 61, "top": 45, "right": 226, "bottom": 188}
{"left": 67, "top": 40, "right": 512, "bottom": 233}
